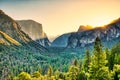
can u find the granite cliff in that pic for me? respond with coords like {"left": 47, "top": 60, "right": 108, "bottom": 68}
{"left": 17, "top": 20, "right": 51, "bottom": 47}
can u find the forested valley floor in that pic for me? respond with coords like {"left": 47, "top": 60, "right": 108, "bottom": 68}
{"left": 1, "top": 37, "right": 120, "bottom": 80}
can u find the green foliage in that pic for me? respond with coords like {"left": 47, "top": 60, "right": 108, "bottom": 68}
{"left": 96, "top": 66, "right": 110, "bottom": 80}
{"left": 32, "top": 71, "right": 41, "bottom": 78}
{"left": 113, "top": 64, "right": 120, "bottom": 80}
{"left": 1, "top": 37, "right": 120, "bottom": 80}
{"left": 0, "top": 44, "right": 82, "bottom": 79}
{"left": 108, "top": 43, "right": 120, "bottom": 70}
{"left": 73, "top": 59, "right": 78, "bottom": 67}
{"left": 15, "top": 72, "right": 31, "bottom": 80}
{"left": 77, "top": 71, "right": 87, "bottom": 80}
{"left": 68, "top": 66, "right": 79, "bottom": 80}
{"left": 47, "top": 66, "right": 53, "bottom": 77}
{"left": 84, "top": 50, "right": 91, "bottom": 72}
{"left": 89, "top": 37, "right": 109, "bottom": 80}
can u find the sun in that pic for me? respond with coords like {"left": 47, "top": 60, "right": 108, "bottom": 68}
{"left": 89, "top": 16, "right": 115, "bottom": 28}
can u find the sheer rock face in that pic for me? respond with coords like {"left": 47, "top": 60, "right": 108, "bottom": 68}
{"left": 17, "top": 20, "right": 51, "bottom": 47}
{"left": 51, "top": 33, "right": 71, "bottom": 47}
{"left": 0, "top": 10, "right": 32, "bottom": 43}
{"left": 52, "top": 18, "right": 120, "bottom": 48}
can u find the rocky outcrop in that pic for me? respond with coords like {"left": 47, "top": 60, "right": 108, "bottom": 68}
{"left": 78, "top": 25, "right": 93, "bottom": 32}
{"left": 17, "top": 20, "right": 51, "bottom": 47}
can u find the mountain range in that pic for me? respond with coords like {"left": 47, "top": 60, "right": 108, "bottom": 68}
{"left": 0, "top": 9, "right": 120, "bottom": 50}
{"left": 52, "top": 18, "right": 120, "bottom": 48}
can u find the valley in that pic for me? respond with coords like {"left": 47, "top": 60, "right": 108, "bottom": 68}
{"left": 0, "top": 9, "right": 120, "bottom": 80}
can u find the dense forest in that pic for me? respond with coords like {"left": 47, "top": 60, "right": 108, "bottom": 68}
{"left": 1, "top": 8, "right": 120, "bottom": 80}
{"left": 1, "top": 37, "right": 120, "bottom": 80}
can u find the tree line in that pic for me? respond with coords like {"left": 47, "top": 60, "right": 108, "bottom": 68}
{"left": 12, "top": 37, "right": 120, "bottom": 80}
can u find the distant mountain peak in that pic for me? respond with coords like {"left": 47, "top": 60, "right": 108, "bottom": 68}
{"left": 78, "top": 25, "right": 93, "bottom": 32}
{"left": 0, "top": 10, "right": 5, "bottom": 14}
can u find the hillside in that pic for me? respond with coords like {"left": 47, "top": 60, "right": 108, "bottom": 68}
{"left": 0, "top": 31, "right": 20, "bottom": 45}
{"left": 0, "top": 10, "right": 31, "bottom": 43}
{"left": 0, "top": 10, "right": 47, "bottom": 52}
{"left": 0, "top": 10, "right": 50, "bottom": 79}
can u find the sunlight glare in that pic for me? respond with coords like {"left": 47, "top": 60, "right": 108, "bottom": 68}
{"left": 89, "top": 16, "right": 115, "bottom": 28}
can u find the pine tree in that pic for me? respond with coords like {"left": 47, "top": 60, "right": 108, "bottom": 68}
{"left": 73, "top": 59, "right": 78, "bottom": 67}
{"left": 54, "top": 70, "right": 60, "bottom": 80}
{"left": 67, "top": 59, "right": 79, "bottom": 80}
{"left": 79, "top": 60, "right": 83, "bottom": 71}
{"left": 68, "top": 65, "right": 79, "bottom": 80}
{"left": 89, "top": 37, "right": 110, "bottom": 80}
{"left": 84, "top": 50, "right": 91, "bottom": 72}
{"left": 47, "top": 66, "right": 53, "bottom": 77}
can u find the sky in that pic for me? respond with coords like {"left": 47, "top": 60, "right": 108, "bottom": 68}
{"left": 0, "top": 0, "right": 120, "bottom": 40}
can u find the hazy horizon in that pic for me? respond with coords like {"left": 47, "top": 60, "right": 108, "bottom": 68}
{"left": 0, "top": 0, "right": 120, "bottom": 39}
